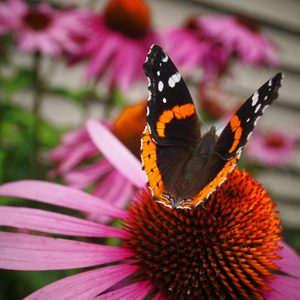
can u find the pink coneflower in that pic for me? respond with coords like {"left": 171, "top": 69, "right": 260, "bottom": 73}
{"left": 198, "top": 15, "right": 278, "bottom": 66}
{"left": 48, "top": 102, "right": 146, "bottom": 214}
{"left": 0, "top": 0, "right": 22, "bottom": 34}
{"left": 244, "top": 129, "right": 296, "bottom": 167}
{"left": 0, "top": 0, "right": 86, "bottom": 55}
{"left": 70, "top": 0, "right": 158, "bottom": 91}
{"left": 162, "top": 15, "right": 278, "bottom": 82}
{"left": 162, "top": 17, "right": 228, "bottom": 80}
{"left": 0, "top": 120, "right": 299, "bottom": 299}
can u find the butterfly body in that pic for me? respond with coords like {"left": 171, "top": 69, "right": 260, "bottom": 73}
{"left": 141, "top": 44, "right": 283, "bottom": 209}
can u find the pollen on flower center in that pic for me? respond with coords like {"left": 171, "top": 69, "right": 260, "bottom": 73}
{"left": 123, "top": 168, "right": 282, "bottom": 299}
{"left": 22, "top": 10, "right": 52, "bottom": 31}
{"left": 103, "top": 0, "right": 151, "bottom": 39}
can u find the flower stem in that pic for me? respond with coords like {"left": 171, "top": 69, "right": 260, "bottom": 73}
{"left": 32, "top": 51, "right": 43, "bottom": 178}
{"left": 105, "top": 86, "right": 119, "bottom": 117}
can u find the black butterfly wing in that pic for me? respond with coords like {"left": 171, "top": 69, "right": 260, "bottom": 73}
{"left": 177, "top": 72, "right": 284, "bottom": 209}
{"left": 141, "top": 45, "right": 200, "bottom": 206}
{"left": 215, "top": 72, "right": 283, "bottom": 160}
{"left": 143, "top": 44, "right": 200, "bottom": 146}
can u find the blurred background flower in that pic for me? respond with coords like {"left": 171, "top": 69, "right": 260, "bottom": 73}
{"left": 244, "top": 128, "right": 297, "bottom": 168}
{"left": 162, "top": 14, "right": 278, "bottom": 83}
{"left": 48, "top": 102, "right": 146, "bottom": 219}
{"left": 198, "top": 15, "right": 278, "bottom": 66}
{"left": 0, "top": 0, "right": 85, "bottom": 56}
{"left": 69, "top": 0, "right": 159, "bottom": 91}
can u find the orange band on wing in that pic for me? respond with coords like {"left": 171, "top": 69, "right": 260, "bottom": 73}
{"left": 178, "top": 152, "right": 241, "bottom": 209}
{"left": 228, "top": 115, "right": 243, "bottom": 153}
{"left": 141, "top": 126, "right": 165, "bottom": 197}
{"left": 156, "top": 103, "right": 195, "bottom": 137}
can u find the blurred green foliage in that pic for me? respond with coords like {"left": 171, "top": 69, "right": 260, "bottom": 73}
{"left": 0, "top": 103, "right": 61, "bottom": 182}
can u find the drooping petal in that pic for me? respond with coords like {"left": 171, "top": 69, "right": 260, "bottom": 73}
{"left": 0, "top": 206, "right": 125, "bottom": 238}
{"left": 262, "top": 242, "right": 300, "bottom": 299}
{"left": 86, "top": 119, "right": 146, "bottom": 188}
{"left": 65, "top": 160, "right": 112, "bottom": 189}
{"left": 0, "top": 180, "right": 127, "bottom": 219}
{"left": 276, "top": 241, "right": 300, "bottom": 277}
{"left": 96, "top": 280, "right": 152, "bottom": 299}
{"left": 56, "top": 142, "right": 97, "bottom": 174}
{"left": 25, "top": 264, "right": 139, "bottom": 300}
{"left": 0, "top": 232, "right": 133, "bottom": 270}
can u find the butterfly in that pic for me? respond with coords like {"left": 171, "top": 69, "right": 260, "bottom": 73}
{"left": 141, "top": 44, "right": 283, "bottom": 210}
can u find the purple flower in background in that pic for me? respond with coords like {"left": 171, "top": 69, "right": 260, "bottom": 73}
{"left": 70, "top": 0, "right": 158, "bottom": 91}
{"left": 0, "top": 121, "right": 299, "bottom": 298}
{"left": 162, "top": 15, "right": 278, "bottom": 82}
{"left": 198, "top": 15, "right": 278, "bottom": 66}
{"left": 245, "top": 129, "right": 297, "bottom": 167}
{"left": 162, "top": 17, "right": 228, "bottom": 81}
{"left": 0, "top": 0, "right": 86, "bottom": 56}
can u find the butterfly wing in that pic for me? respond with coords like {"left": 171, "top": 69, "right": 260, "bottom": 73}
{"left": 215, "top": 72, "right": 283, "bottom": 160}
{"left": 143, "top": 44, "right": 200, "bottom": 146}
{"left": 141, "top": 45, "right": 200, "bottom": 207}
{"left": 177, "top": 73, "right": 283, "bottom": 209}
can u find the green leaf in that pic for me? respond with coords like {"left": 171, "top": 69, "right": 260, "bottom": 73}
{"left": 2, "top": 68, "right": 34, "bottom": 97}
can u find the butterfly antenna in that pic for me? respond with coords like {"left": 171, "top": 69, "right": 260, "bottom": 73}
{"left": 197, "top": 110, "right": 210, "bottom": 133}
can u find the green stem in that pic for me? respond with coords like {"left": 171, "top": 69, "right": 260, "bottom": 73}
{"left": 32, "top": 51, "right": 43, "bottom": 178}
{"left": 105, "top": 86, "right": 118, "bottom": 117}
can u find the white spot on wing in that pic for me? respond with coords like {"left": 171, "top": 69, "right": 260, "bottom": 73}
{"left": 254, "top": 116, "right": 261, "bottom": 127}
{"left": 157, "top": 71, "right": 160, "bottom": 76}
{"left": 251, "top": 91, "right": 259, "bottom": 106}
{"left": 255, "top": 103, "right": 261, "bottom": 113}
{"left": 268, "top": 79, "right": 272, "bottom": 86}
{"left": 264, "top": 96, "right": 268, "bottom": 101}
{"left": 247, "top": 132, "right": 253, "bottom": 141}
{"left": 147, "top": 90, "right": 152, "bottom": 101}
{"left": 162, "top": 98, "right": 167, "bottom": 103}
{"left": 262, "top": 104, "right": 269, "bottom": 113}
{"left": 162, "top": 54, "right": 168, "bottom": 62}
{"left": 146, "top": 106, "right": 150, "bottom": 116}
{"left": 147, "top": 77, "right": 151, "bottom": 87}
{"left": 158, "top": 81, "right": 164, "bottom": 92}
{"left": 147, "top": 123, "right": 152, "bottom": 135}
{"left": 168, "top": 73, "right": 181, "bottom": 88}
{"left": 246, "top": 118, "right": 250, "bottom": 123}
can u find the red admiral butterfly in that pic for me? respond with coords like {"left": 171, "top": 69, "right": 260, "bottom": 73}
{"left": 141, "top": 44, "right": 283, "bottom": 209}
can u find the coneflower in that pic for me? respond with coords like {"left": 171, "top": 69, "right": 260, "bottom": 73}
{"left": 0, "top": 120, "right": 299, "bottom": 299}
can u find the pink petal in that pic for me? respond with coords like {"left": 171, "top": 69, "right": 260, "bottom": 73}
{"left": 57, "top": 142, "right": 97, "bottom": 173}
{"left": 0, "top": 180, "right": 127, "bottom": 219}
{"left": 25, "top": 264, "right": 139, "bottom": 300}
{"left": 86, "top": 119, "right": 146, "bottom": 188}
{"left": 97, "top": 280, "right": 152, "bottom": 299}
{"left": 263, "top": 241, "right": 300, "bottom": 299}
{"left": 65, "top": 160, "right": 112, "bottom": 189}
{"left": 0, "top": 206, "right": 125, "bottom": 238}
{"left": 264, "top": 276, "right": 300, "bottom": 300}
{"left": 277, "top": 241, "right": 300, "bottom": 277}
{"left": 0, "top": 232, "right": 133, "bottom": 270}
{"left": 152, "top": 294, "right": 166, "bottom": 300}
